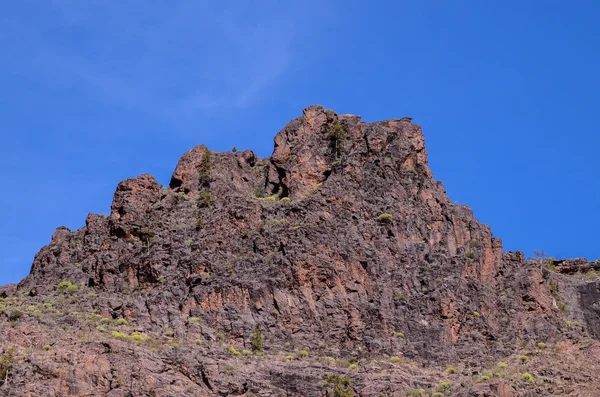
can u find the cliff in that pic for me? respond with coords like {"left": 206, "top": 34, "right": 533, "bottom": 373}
{"left": 1, "top": 105, "right": 599, "bottom": 396}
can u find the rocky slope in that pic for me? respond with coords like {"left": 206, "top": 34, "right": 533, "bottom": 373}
{"left": 1, "top": 105, "right": 600, "bottom": 396}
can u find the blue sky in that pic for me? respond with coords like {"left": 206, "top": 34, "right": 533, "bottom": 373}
{"left": 1, "top": 1, "right": 599, "bottom": 285}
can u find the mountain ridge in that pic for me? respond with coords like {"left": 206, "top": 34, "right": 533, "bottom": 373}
{"left": 1, "top": 105, "right": 599, "bottom": 396}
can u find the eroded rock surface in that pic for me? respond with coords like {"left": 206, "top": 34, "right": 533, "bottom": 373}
{"left": 1, "top": 105, "right": 599, "bottom": 396}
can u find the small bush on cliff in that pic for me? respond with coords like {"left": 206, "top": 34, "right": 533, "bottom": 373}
{"left": 323, "top": 375, "right": 354, "bottom": 397}
{"left": 437, "top": 380, "right": 452, "bottom": 392}
{"left": 521, "top": 372, "right": 535, "bottom": 383}
{"left": 328, "top": 118, "right": 346, "bottom": 159}
{"left": 199, "top": 148, "right": 212, "bottom": 181}
{"left": 250, "top": 325, "right": 264, "bottom": 353}
{"left": 197, "top": 192, "right": 214, "bottom": 208}
{"left": 227, "top": 347, "right": 241, "bottom": 356}
{"left": 377, "top": 213, "right": 393, "bottom": 222}
{"left": 8, "top": 310, "right": 23, "bottom": 322}
{"left": 56, "top": 281, "right": 74, "bottom": 291}
{"left": 0, "top": 348, "right": 16, "bottom": 385}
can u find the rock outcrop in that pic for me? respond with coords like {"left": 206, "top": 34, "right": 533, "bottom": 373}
{"left": 1, "top": 105, "right": 599, "bottom": 396}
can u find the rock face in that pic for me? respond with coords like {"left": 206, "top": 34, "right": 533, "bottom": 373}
{"left": 1, "top": 105, "right": 600, "bottom": 396}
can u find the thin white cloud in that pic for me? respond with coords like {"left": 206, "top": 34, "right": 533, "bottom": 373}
{"left": 2, "top": 0, "right": 311, "bottom": 124}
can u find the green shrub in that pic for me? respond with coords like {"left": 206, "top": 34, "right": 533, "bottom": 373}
{"left": 257, "top": 194, "right": 278, "bottom": 202}
{"left": 445, "top": 365, "right": 457, "bottom": 374}
{"left": 389, "top": 356, "right": 402, "bottom": 363}
{"left": 438, "top": 380, "right": 452, "bottom": 392}
{"left": 537, "top": 342, "right": 546, "bottom": 349}
{"left": 197, "top": 192, "right": 214, "bottom": 208}
{"left": 242, "top": 349, "right": 252, "bottom": 356}
{"left": 348, "top": 363, "right": 358, "bottom": 370}
{"left": 391, "top": 331, "right": 404, "bottom": 338}
{"left": 9, "top": 310, "right": 23, "bottom": 321}
{"left": 66, "top": 285, "right": 79, "bottom": 294}
{"left": 473, "top": 311, "right": 481, "bottom": 317}
{"left": 96, "top": 326, "right": 107, "bottom": 333}
{"left": 227, "top": 347, "right": 241, "bottom": 356}
{"left": 56, "top": 281, "right": 74, "bottom": 291}
{"left": 477, "top": 375, "right": 490, "bottom": 383}
{"left": 465, "top": 252, "right": 476, "bottom": 259}
{"left": 377, "top": 213, "right": 393, "bottom": 222}
{"left": 0, "top": 348, "right": 15, "bottom": 386}
{"left": 522, "top": 372, "right": 535, "bottom": 383}
{"left": 116, "top": 318, "right": 128, "bottom": 326}
{"left": 323, "top": 375, "right": 354, "bottom": 397}
{"left": 199, "top": 148, "right": 212, "bottom": 181}
{"left": 195, "top": 339, "right": 205, "bottom": 345}
{"left": 43, "top": 345, "right": 52, "bottom": 351}
{"left": 250, "top": 325, "right": 264, "bottom": 353}
{"left": 498, "top": 361, "right": 508, "bottom": 369}
{"left": 189, "top": 317, "right": 201, "bottom": 324}
{"left": 328, "top": 118, "right": 346, "bottom": 158}
{"left": 519, "top": 355, "right": 528, "bottom": 362}
{"left": 297, "top": 349, "right": 309, "bottom": 358}
{"left": 111, "top": 331, "right": 129, "bottom": 341}
{"left": 406, "top": 389, "right": 426, "bottom": 396}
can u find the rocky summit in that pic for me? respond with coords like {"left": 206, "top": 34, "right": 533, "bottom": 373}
{"left": 1, "top": 105, "right": 600, "bottom": 396}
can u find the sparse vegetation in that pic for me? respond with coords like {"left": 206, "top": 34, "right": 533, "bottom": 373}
{"left": 328, "top": 118, "right": 346, "bottom": 159}
{"left": 323, "top": 375, "right": 354, "bottom": 397}
{"left": 0, "top": 348, "right": 16, "bottom": 386}
{"left": 297, "top": 349, "right": 309, "bottom": 358}
{"left": 250, "top": 325, "right": 264, "bottom": 353}
{"left": 498, "top": 361, "right": 508, "bottom": 369}
{"left": 8, "top": 310, "right": 23, "bottom": 321}
{"left": 199, "top": 148, "right": 212, "bottom": 181}
{"left": 189, "top": 317, "right": 201, "bottom": 324}
{"left": 197, "top": 192, "right": 214, "bottom": 208}
{"left": 477, "top": 375, "right": 490, "bottom": 383}
{"left": 377, "top": 213, "right": 393, "bottom": 222}
{"left": 56, "top": 281, "right": 75, "bottom": 292}
{"left": 227, "top": 347, "right": 241, "bottom": 356}
{"left": 519, "top": 355, "right": 528, "bottom": 362}
{"left": 445, "top": 365, "right": 457, "bottom": 374}
{"left": 473, "top": 311, "right": 481, "bottom": 317}
{"left": 405, "top": 389, "right": 426, "bottom": 396}
{"left": 522, "top": 372, "right": 535, "bottom": 383}
{"left": 437, "top": 380, "right": 452, "bottom": 392}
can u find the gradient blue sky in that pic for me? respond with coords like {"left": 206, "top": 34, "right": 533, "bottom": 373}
{"left": 1, "top": 1, "right": 599, "bottom": 285}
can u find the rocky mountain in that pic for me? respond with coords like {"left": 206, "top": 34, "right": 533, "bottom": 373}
{"left": 1, "top": 105, "right": 599, "bottom": 396}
